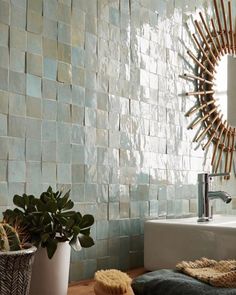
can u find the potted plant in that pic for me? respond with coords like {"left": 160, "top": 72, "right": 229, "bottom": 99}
{"left": 3, "top": 186, "right": 95, "bottom": 295}
{"left": 0, "top": 222, "right": 37, "bottom": 295}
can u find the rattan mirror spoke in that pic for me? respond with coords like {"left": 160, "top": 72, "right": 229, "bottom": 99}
{"left": 184, "top": 0, "right": 236, "bottom": 179}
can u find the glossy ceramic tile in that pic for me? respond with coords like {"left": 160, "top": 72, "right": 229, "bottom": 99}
{"left": 0, "top": 0, "right": 224, "bottom": 282}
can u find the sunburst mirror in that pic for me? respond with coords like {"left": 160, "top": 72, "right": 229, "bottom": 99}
{"left": 184, "top": 0, "right": 236, "bottom": 179}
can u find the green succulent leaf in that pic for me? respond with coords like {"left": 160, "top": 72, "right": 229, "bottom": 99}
{"left": 47, "top": 186, "right": 53, "bottom": 194}
{"left": 78, "top": 235, "right": 95, "bottom": 248}
{"left": 62, "top": 200, "right": 74, "bottom": 211}
{"left": 79, "top": 214, "right": 94, "bottom": 229}
{"left": 13, "top": 195, "right": 25, "bottom": 209}
{"left": 46, "top": 239, "right": 58, "bottom": 259}
{"left": 70, "top": 236, "right": 82, "bottom": 251}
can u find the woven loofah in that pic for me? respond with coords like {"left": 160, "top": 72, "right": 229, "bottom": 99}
{"left": 94, "top": 269, "right": 134, "bottom": 295}
{"left": 176, "top": 257, "right": 236, "bottom": 288}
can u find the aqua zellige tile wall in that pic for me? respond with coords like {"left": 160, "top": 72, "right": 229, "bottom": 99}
{"left": 0, "top": 0, "right": 230, "bottom": 281}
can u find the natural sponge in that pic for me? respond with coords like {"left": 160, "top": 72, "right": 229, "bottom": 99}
{"left": 94, "top": 269, "right": 134, "bottom": 295}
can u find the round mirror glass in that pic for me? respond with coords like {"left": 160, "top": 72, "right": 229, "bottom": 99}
{"left": 215, "top": 54, "right": 236, "bottom": 127}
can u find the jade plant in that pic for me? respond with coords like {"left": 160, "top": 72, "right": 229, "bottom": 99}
{"left": 3, "top": 186, "right": 94, "bottom": 259}
{"left": 0, "top": 222, "right": 23, "bottom": 251}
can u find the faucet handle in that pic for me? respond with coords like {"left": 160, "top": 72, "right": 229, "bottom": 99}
{"left": 209, "top": 172, "right": 230, "bottom": 178}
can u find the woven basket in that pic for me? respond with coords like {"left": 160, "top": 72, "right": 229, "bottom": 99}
{"left": 0, "top": 245, "right": 37, "bottom": 295}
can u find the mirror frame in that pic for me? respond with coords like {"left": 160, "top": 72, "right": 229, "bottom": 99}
{"left": 184, "top": 0, "right": 236, "bottom": 179}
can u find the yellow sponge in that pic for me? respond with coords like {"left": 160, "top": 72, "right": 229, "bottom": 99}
{"left": 94, "top": 269, "right": 134, "bottom": 295}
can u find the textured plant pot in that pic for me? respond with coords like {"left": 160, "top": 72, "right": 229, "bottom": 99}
{"left": 29, "top": 242, "right": 71, "bottom": 295}
{"left": 0, "top": 245, "right": 37, "bottom": 295}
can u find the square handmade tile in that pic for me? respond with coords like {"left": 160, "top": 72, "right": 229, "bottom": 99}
{"left": 27, "top": 53, "right": 42, "bottom": 77}
{"left": 42, "top": 162, "right": 56, "bottom": 183}
{"left": 42, "top": 79, "right": 57, "bottom": 100}
{"left": 8, "top": 137, "right": 25, "bottom": 160}
{"left": 72, "top": 85, "right": 85, "bottom": 106}
{"left": 85, "top": 164, "right": 97, "bottom": 183}
{"left": 10, "top": 49, "right": 25, "bottom": 73}
{"left": 26, "top": 96, "right": 42, "bottom": 118}
{"left": 57, "top": 122, "right": 71, "bottom": 143}
{"left": 58, "top": 62, "right": 72, "bottom": 83}
{"left": 9, "top": 93, "right": 26, "bottom": 116}
{"left": 0, "top": 183, "right": 8, "bottom": 206}
{"left": 85, "top": 89, "right": 97, "bottom": 108}
{"left": 9, "top": 71, "right": 26, "bottom": 95}
{"left": 72, "top": 106, "right": 84, "bottom": 124}
{"left": 8, "top": 160, "right": 26, "bottom": 182}
{"left": 57, "top": 144, "right": 71, "bottom": 163}
{"left": 84, "top": 127, "right": 96, "bottom": 147}
{"left": 28, "top": 0, "right": 43, "bottom": 13}
{"left": 42, "top": 120, "right": 56, "bottom": 141}
{"left": 26, "top": 139, "right": 41, "bottom": 161}
{"left": 0, "top": 160, "right": 7, "bottom": 181}
{"left": 43, "top": 38, "right": 57, "bottom": 58}
{"left": 43, "top": 0, "right": 58, "bottom": 20}
{"left": 72, "top": 144, "right": 85, "bottom": 164}
{"left": 57, "top": 102, "right": 71, "bottom": 122}
{"left": 27, "top": 10, "right": 43, "bottom": 33}
{"left": 58, "top": 83, "right": 71, "bottom": 103}
{"left": 43, "top": 99, "right": 57, "bottom": 120}
{"left": 42, "top": 141, "right": 56, "bottom": 162}
{"left": 72, "top": 164, "right": 85, "bottom": 183}
{"left": 9, "top": 115, "right": 25, "bottom": 138}
{"left": 57, "top": 163, "right": 71, "bottom": 184}
{"left": 0, "top": 0, "right": 10, "bottom": 25}
{"left": 43, "top": 18, "right": 58, "bottom": 40}
{"left": 71, "top": 8, "right": 85, "bottom": 29}
{"left": 0, "top": 137, "right": 8, "bottom": 159}
{"left": 11, "top": 5, "right": 26, "bottom": 29}
{"left": 58, "top": 3, "right": 71, "bottom": 24}
{"left": 108, "top": 203, "right": 120, "bottom": 220}
{"left": 58, "top": 43, "right": 71, "bottom": 63}
{"left": 72, "top": 47, "right": 84, "bottom": 68}
{"left": 0, "top": 68, "right": 9, "bottom": 91}
{"left": 26, "top": 162, "right": 42, "bottom": 183}
{"left": 10, "top": 27, "right": 26, "bottom": 51}
{"left": 84, "top": 146, "right": 97, "bottom": 165}
{"left": 72, "top": 125, "right": 84, "bottom": 144}
{"left": 26, "top": 118, "right": 42, "bottom": 139}
{"left": 11, "top": 0, "right": 27, "bottom": 9}
{"left": 27, "top": 32, "right": 42, "bottom": 54}
{"left": 26, "top": 74, "right": 41, "bottom": 98}
{"left": 0, "top": 90, "right": 8, "bottom": 114}
{"left": 72, "top": 66, "right": 84, "bottom": 86}
{"left": 0, "top": 23, "right": 8, "bottom": 47}
{"left": 0, "top": 46, "right": 9, "bottom": 69}
{"left": 96, "top": 129, "right": 108, "bottom": 147}
{"left": 58, "top": 22, "right": 71, "bottom": 45}
{"left": 97, "top": 147, "right": 108, "bottom": 165}
{"left": 85, "top": 16, "right": 97, "bottom": 35}
{"left": 43, "top": 58, "right": 57, "bottom": 80}
{"left": 85, "top": 108, "right": 96, "bottom": 127}
{"left": 72, "top": 27, "right": 85, "bottom": 47}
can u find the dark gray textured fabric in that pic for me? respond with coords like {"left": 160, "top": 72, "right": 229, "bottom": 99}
{"left": 131, "top": 269, "right": 236, "bottom": 295}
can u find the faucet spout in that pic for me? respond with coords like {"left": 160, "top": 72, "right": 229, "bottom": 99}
{"left": 208, "top": 191, "right": 232, "bottom": 204}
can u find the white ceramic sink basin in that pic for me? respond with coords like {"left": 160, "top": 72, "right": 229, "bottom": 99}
{"left": 144, "top": 215, "right": 236, "bottom": 271}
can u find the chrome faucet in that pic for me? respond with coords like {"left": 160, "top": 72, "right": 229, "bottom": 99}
{"left": 197, "top": 173, "right": 232, "bottom": 222}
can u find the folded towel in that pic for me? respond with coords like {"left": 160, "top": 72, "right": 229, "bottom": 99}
{"left": 131, "top": 269, "right": 236, "bottom": 295}
{"left": 176, "top": 258, "right": 236, "bottom": 288}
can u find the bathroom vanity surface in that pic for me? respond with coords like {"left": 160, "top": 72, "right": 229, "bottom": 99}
{"left": 68, "top": 268, "right": 145, "bottom": 295}
{"left": 144, "top": 215, "right": 236, "bottom": 271}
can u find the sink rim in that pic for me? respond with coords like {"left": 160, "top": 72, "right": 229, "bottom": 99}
{"left": 145, "top": 214, "right": 236, "bottom": 228}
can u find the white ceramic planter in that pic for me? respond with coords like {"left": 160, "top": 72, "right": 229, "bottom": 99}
{"left": 29, "top": 242, "right": 71, "bottom": 295}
